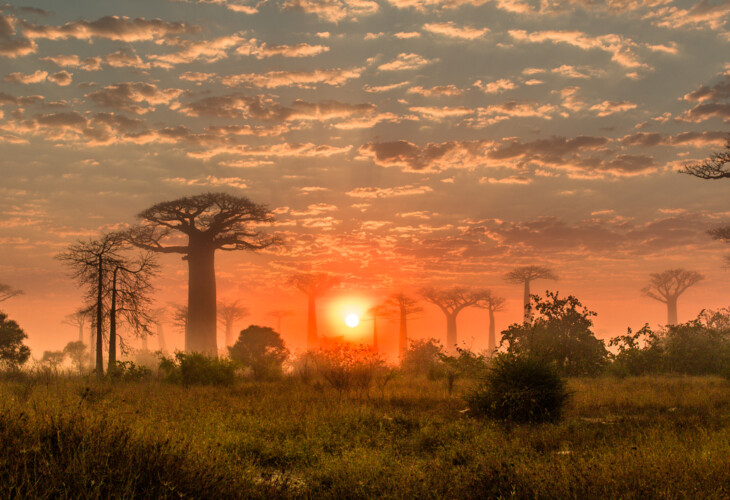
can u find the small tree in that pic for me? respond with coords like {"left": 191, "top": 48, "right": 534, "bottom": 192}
{"left": 477, "top": 291, "right": 506, "bottom": 354}
{"left": 228, "top": 325, "right": 289, "bottom": 380}
{"left": 0, "top": 283, "right": 23, "bottom": 303}
{"left": 40, "top": 350, "right": 65, "bottom": 373}
{"left": 500, "top": 291, "right": 608, "bottom": 376}
{"left": 642, "top": 269, "right": 704, "bottom": 325}
{"left": 505, "top": 266, "right": 557, "bottom": 321}
{"left": 401, "top": 338, "right": 444, "bottom": 377}
{"left": 218, "top": 300, "right": 249, "bottom": 347}
{"left": 0, "top": 311, "right": 30, "bottom": 370}
{"left": 63, "top": 340, "right": 87, "bottom": 373}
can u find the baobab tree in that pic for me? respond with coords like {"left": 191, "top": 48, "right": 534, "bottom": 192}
{"left": 505, "top": 265, "right": 557, "bottom": 321}
{"left": 0, "top": 283, "right": 22, "bottom": 303}
{"left": 477, "top": 291, "right": 507, "bottom": 354}
{"left": 218, "top": 300, "right": 250, "bottom": 347}
{"left": 642, "top": 269, "right": 704, "bottom": 325}
{"left": 385, "top": 292, "right": 422, "bottom": 359}
{"left": 288, "top": 272, "right": 339, "bottom": 349}
{"left": 682, "top": 139, "right": 730, "bottom": 265}
{"left": 420, "top": 286, "right": 483, "bottom": 352}
{"left": 63, "top": 308, "right": 92, "bottom": 343}
{"left": 267, "top": 309, "right": 293, "bottom": 334}
{"left": 149, "top": 307, "right": 169, "bottom": 351}
{"left": 366, "top": 304, "right": 388, "bottom": 353}
{"left": 129, "top": 193, "right": 279, "bottom": 354}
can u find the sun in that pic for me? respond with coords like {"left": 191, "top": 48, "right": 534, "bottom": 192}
{"left": 345, "top": 313, "right": 359, "bottom": 328}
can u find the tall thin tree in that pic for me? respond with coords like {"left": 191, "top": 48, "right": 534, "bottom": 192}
{"left": 267, "top": 309, "right": 293, "bottom": 334}
{"left": 420, "top": 287, "right": 482, "bottom": 353}
{"left": 385, "top": 292, "right": 422, "bottom": 360}
{"left": 288, "top": 272, "right": 339, "bottom": 349}
{"left": 477, "top": 291, "right": 507, "bottom": 354}
{"left": 218, "top": 300, "right": 250, "bottom": 347}
{"left": 505, "top": 266, "right": 557, "bottom": 321}
{"left": 642, "top": 269, "right": 704, "bottom": 325}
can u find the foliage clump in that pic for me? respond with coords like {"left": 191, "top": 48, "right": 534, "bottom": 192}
{"left": 108, "top": 361, "right": 152, "bottom": 382}
{"left": 466, "top": 354, "right": 570, "bottom": 423}
{"left": 500, "top": 291, "right": 607, "bottom": 376}
{"left": 229, "top": 325, "right": 289, "bottom": 380}
{"left": 159, "top": 352, "right": 236, "bottom": 386}
{"left": 0, "top": 311, "right": 30, "bottom": 370}
{"left": 313, "top": 342, "right": 386, "bottom": 396}
{"left": 401, "top": 338, "right": 445, "bottom": 378}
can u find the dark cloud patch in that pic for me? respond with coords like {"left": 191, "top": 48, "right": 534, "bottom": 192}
{"left": 488, "top": 136, "right": 610, "bottom": 162}
{"left": 0, "top": 13, "right": 35, "bottom": 57}
{"left": 621, "top": 131, "right": 727, "bottom": 147}
{"left": 86, "top": 82, "right": 182, "bottom": 114}
{"left": 22, "top": 15, "right": 199, "bottom": 42}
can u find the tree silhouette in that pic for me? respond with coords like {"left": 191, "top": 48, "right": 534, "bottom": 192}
{"left": 57, "top": 232, "right": 126, "bottom": 378}
{"left": 477, "top": 291, "right": 507, "bottom": 354}
{"left": 149, "top": 307, "right": 169, "bottom": 351}
{"left": 218, "top": 300, "right": 250, "bottom": 347}
{"left": 40, "top": 350, "right": 65, "bottom": 373}
{"left": 267, "top": 309, "right": 293, "bottom": 334}
{"left": 0, "top": 311, "right": 30, "bottom": 369}
{"left": 171, "top": 304, "right": 188, "bottom": 335}
{"left": 680, "top": 137, "right": 730, "bottom": 179}
{"left": 420, "top": 286, "right": 482, "bottom": 352}
{"left": 63, "top": 307, "right": 92, "bottom": 343}
{"left": 63, "top": 340, "right": 87, "bottom": 373}
{"left": 288, "top": 272, "right": 339, "bottom": 349}
{"left": 0, "top": 283, "right": 23, "bottom": 303}
{"left": 385, "top": 292, "right": 422, "bottom": 360}
{"left": 229, "top": 325, "right": 289, "bottom": 380}
{"left": 642, "top": 269, "right": 704, "bottom": 325}
{"left": 129, "top": 193, "right": 279, "bottom": 354}
{"left": 505, "top": 266, "right": 557, "bottom": 321}
{"left": 366, "top": 304, "right": 388, "bottom": 353}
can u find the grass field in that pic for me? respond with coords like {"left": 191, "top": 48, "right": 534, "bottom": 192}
{"left": 1, "top": 373, "right": 729, "bottom": 498}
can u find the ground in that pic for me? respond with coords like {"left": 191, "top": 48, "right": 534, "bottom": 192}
{"left": 0, "top": 374, "right": 728, "bottom": 498}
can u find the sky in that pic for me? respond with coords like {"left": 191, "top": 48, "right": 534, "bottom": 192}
{"left": 1, "top": 0, "right": 730, "bottom": 358}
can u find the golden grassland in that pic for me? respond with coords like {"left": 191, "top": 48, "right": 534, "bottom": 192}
{"left": 1, "top": 374, "right": 729, "bottom": 498}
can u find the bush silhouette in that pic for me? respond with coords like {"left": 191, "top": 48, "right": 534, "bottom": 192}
{"left": 466, "top": 354, "right": 570, "bottom": 423}
{"left": 159, "top": 352, "right": 235, "bottom": 386}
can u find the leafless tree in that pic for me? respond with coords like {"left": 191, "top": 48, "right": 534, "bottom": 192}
{"left": 267, "top": 309, "right": 293, "bottom": 334}
{"left": 288, "top": 272, "right": 339, "bottom": 349}
{"left": 385, "top": 292, "right": 422, "bottom": 360}
{"left": 505, "top": 265, "right": 557, "bottom": 321}
{"left": 0, "top": 283, "right": 23, "bottom": 303}
{"left": 642, "top": 269, "right": 704, "bottom": 325}
{"left": 218, "top": 300, "right": 249, "bottom": 347}
{"left": 680, "top": 137, "right": 730, "bottom": 179}
{"left": 129, "top": 193, "right": 279, "bottom": 355}
{"left": 171, "top": 303, "right": 188, "bottom": 334}
{"left": 476, "top": 291, "right": 507, "bottom": 354}
{"left": 420, "top": 286, "right": 482, "bottom": 352}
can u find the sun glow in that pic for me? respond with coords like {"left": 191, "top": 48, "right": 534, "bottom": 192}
{"left": 345, "top": 313, "right": 360, "bottom": 328}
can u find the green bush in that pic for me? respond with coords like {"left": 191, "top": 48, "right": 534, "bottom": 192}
{"left": 466, "top": 354, "right": 570, "bottom": 423}
{"left": 108, "top": 361, "right": 152, "bottom": 382}
{"left": 159, "top": 352, "right": 236, "bottom": 386}
{"left": 229, "top": 325, "right": 289, "bottom": 380}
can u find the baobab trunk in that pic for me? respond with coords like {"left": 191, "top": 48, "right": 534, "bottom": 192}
{"left": 372, "top": 316, "right": 378, "bottom": 353}
{"left": 522, "top": 280, "right": 531, "bottom": 322}
{"left": 399, "top": 308, "right": 408, "bottom": 359}
{"left": 446, "top": 313, "right": 458, "bottom": 353}
{"left": 225, "top": 324, "right": 234, "bottom": 347}
{"left": 667, "top": 297, "right": 678, "bottom": 325}
{"left": 488, "top": 308, "right": 496, "bottom": 354}
{"left": 307, "top": 295, "right": 318, "bottom": 349}
{"left": 186, "top": 242, "right": 217, "bottom": 355}
{"left": 156, "top": 322, "right": 166, "bottom": 351}
{"left": 78, "top": 322, "right": 84, "bottom": 343}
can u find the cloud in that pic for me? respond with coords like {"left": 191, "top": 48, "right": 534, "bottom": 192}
{"left": 40, "top": 54, "right": 101, "bottom": 71}
{"left": 474, "top": 78, "right": 515, "bottom": 94}
{"left": 645, "top": 0, "right": 730, "bottom": 30}
{"left": 620, "top": 131, "right": 728, "bottom": 148}
{"left": 378, "top": 53, "right": 432, "bottom": 71}
{"left": 410, "top": 106, "right": 473, "bottom": 119}
{"left": 408, "top": 84, "right": 465, "bottom": 96}
{"left": 589, "top": 100, "right": 637, "bottom": 117}
{"left": 684, "top": 77, "right": 730, "bottom": 102}
{"left": 149, "top": 34, "right": 244, "bottom": 66}
{"left": 358, "top": 139, "right": 488, "bottom": 172}
{"left": 48, "top": 71, "right": 73, "bottom": 86}
{"left": 0, "top": 14, "right": 36, "bottom": 58}
{"left": 363, "top": 81, "right": 410, "bottom": 92}
{"left": 238, "top": 40, "right": 330, "bottom": 58}
{"left": 551, "top": 65, "right": 606, "bottom": 79}
{"left": 394, "top": 31, "right": 420, "bottom": 39}
{"left": 509, "top": 29, "right": 645, "bottom": 69}
{"left": 220, "top": 67, "right": 363, "bottom": 88}
{"left": 422, "top": 22, "right": 488, "bottom": 40}
{"left": 345, "top": 184, "right": 433, "bottom": 198}
{"left": 281, "top": 0, "right": 379, "bottom": 23}
{"left": 105, "top": 48, "right": 150, "bottom": 69}
{"left": 4, "top": 70, "right": 47, "bottom": 84}
{"left": 22, "top": 15, "right": 199, "bottom": 42}
{"left": 467, "top": 100, "right": 557, "bottom": 126}
{"left": 86, "top": 82, "right": 183, "bottom": 114}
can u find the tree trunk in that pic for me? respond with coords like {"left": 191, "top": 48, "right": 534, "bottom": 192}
{"left": 226, "top": 323, "right": 234, "bottom": 347}
{"left": 372, "top": 315, "right": 378, "bottom": 353}
{"left": 78, "top": 322, "right": 84, "bottom": 343}
{"left": 446, "top": 312, "right": 458, "bottom": 353}
{"left": 96, "top": 256, "right": 104, "bottom": 378}
{"left": 186, "top": 243, "right": 217, "bottom": 355}
{"left": 398, "top": 306, "right": 407, "bottom": 360}
{"left": 523, "top": 279, "right": 531, "bottom": 322}
{"left": 89, "top": 321, "right": 95, "bottom": 367}
{"left": 307, "top": 295, "right": 318, "bottom": 349}
{"left": 156, "top": 322, "right": 166, "bottom": 351}
{"left": 667, "top": 296, "right": 678, "bottom": 325}
{"left": 108, "top": 267, "right": 118, "bottom": 371}
{"left": 488, "top": 308, "right": 496, "bottom": 354}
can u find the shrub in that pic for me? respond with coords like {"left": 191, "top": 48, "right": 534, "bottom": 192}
{"left": 401, "top": 338, "right": 444, "bottom": 377}
{"left": 159, "top": 352, "right": 236, "bottom": 386}
{"left": 0, "top": 311, "right": 30, "bottom": 370}
{"left": 313, "top": 343, "right": 385, "bottom": 397}
{"left": 229, "top": 325, "right": 289, "bottom": 380}
{"left": 466, "top": 354, "right": 570, "bottom": 423}
{"left": 108, "top": 361, "right": 152, "bottom": 382}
